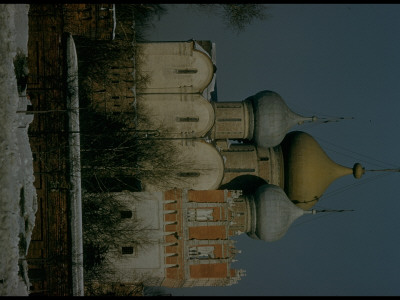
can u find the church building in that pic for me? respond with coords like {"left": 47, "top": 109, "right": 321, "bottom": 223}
{"left": 84, "top": 39, "right": 367, "bottom": 288}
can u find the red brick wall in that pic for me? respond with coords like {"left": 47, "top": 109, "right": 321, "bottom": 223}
{"left": 189, "top": 226, "right": 227, "bottom": 240}
{"left": 188, "top": 190, "right": 225, "bottom": 203}
{"left": 189, "top": 263, "right": 228, "bottom": 279}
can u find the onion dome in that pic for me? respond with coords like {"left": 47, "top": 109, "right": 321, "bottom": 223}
{"left": 247, "top": 184, "right": 309, "bottom": 242}
{"left": 281, "top": 131, "right": 365, "bottom": 210}
{"left": 247, "top": 90, "right": 316, "bottom": 148}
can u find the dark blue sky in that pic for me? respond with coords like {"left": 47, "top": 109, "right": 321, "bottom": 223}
{"left": 147, "top": 4, "right": 400, "bottom": 296}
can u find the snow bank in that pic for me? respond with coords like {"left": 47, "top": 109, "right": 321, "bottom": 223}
{"left": 0, "top": 4, "right": 37, "bottom": 296}
{"left": 66, "top": 33, "right": 84, "bottom": 296}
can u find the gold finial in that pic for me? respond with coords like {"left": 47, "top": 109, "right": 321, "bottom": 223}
{"left": 352, "top": 163, "right": 365, "bottom": 179}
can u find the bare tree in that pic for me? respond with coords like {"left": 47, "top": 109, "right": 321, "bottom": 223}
{"left": 85, "top": 281, "right": 145, "bottom": 296}
{"left": 194, "top": 4, "right": 270, "bottom": 33}
{"left": 85, "top": 268, "right": 166, "bottom": 296}
{"left": 81, "top": 191, "right": 158, "bottom": 287}
{"left": 115, "top": 4, "right": 167, "bottom": 42}
{"left": 143, "top": 286, "right": 170, "bottom": 296}
{"left": 13, "top": 48, "right": 28, "bottom": 93}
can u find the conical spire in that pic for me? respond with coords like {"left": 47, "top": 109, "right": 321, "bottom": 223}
{"left": 247, "top": 90, "right": 317, "bottom": 148}
{"left": 281, "top": 131, "right": 364, "bottom": 210}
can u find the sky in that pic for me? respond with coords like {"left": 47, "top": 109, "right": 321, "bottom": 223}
{"left": 146, "top": 4, "right": 400, "bottom": 296}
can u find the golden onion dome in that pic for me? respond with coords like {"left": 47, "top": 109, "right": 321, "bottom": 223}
{"left": 281, "top": 131, "right": 364, "bottom": 210}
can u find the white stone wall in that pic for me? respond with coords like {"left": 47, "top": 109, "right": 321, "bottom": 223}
{"left": 142, "top": 140, "right": 225, "bottom": 192}
{"left": 104, "top": 191, "right": 166, "bottom": 284}
{"left": 136, "top": 41, "right": 214, "bottom": 94}
{"left": 137, "top": 93, "right": 214, "bottom": 138}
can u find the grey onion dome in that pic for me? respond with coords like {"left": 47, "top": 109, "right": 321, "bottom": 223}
{"left": 248, "top": 90, "right": 316, "bottom": 148}
{"left": 247, "top": 184, "right": 308, "bottom": 242}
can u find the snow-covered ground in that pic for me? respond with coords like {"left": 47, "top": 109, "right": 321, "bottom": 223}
{"left": 0, "top": 4, "right": 37, "bottom": 296}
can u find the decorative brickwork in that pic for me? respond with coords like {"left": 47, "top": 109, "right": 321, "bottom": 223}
{"left": 159, "top": 189, "right": 246, "bottom": 288}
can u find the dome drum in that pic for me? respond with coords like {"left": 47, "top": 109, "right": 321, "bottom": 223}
{"left": 245, "top": 194, "right": 258, "bottom": 239}
{"left": 220, "top": 144, "right": 284, "bottom": 189}
{"left": 220, "top": 144, "right": 259, "bottom": 187}
{"left": 256, "top": 145, "right": 284, "bottom": 189}
{"left": 210, "top": 100, "right": 254, "bottom": 140}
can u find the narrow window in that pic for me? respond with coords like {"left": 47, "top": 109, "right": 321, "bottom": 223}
{"left": 122, "top": 247, "right": 134, "bottom": 255}
{"left": 225, "top": 168, "right": 255, "bottom": 173}
{"left": 176, "top": 117, "right": 199, "bottom": 122}
{"left": 216, "top": 103, "right": 241, "bottom": 108}
{"left": 177, "top": 172, "right": 200, "bottom": 177}
{"left": 225, "top": 147, "right": 254, "bottom": 153}
{"left": 176, "top": 69, "right": 198, "bottom": 74}
{"left": 217, "top": 118, "right": 242, "bottom": 122}
{"left": 120, "top": 211, "right": 132, "bottom": 219}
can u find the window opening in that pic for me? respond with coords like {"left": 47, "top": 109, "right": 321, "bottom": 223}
{"left": 188, "top": 208, "right": 214, "bottom": 221}
{"left": 122, "top": 247, "right": 134, "bottom": 255}
{"left": 120, "top": 211, "right": 133, "bottom": 219}
{"left": 189, "top": 246, "right": 215, "bottom": 259}
{"left": 176, "top": 117, "right": 199, "bottom": 122}
{"left": 176, "top": 69, "right": 198, "bottom": 74}
{"left": 177, "top": 172, "right": 200, "bottom": 177}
